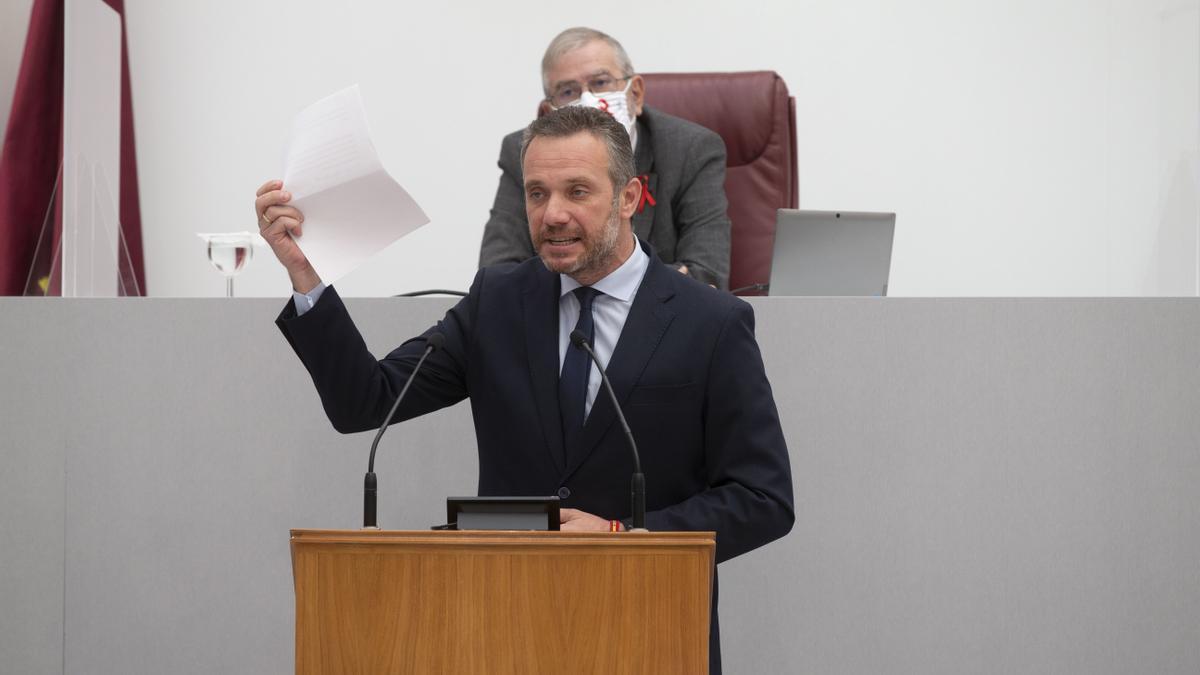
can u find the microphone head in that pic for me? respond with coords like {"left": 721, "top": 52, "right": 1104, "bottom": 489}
{"left": 569, "top": 329, "right": 588, "bottom": 349}
{"left": 425, "top": 332, "right": 446, "bottom": 351}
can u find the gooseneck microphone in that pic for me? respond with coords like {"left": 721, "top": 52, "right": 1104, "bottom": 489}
{"left": 363, "top": 332, "right": 445, "bottom": 529}
{"left": 569, "top": 329, "right": 647, "bottom": 532}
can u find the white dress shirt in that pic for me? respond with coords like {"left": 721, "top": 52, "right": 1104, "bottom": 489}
{"left": 292, "top": 283, "right": 326, "bottom": 315}
{"left": 558, "top": 243, "right": 650, "bottom": 419}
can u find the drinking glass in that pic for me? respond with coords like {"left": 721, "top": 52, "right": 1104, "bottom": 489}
{"left": 199, "top": 233, "right": 255, "bottom": 297}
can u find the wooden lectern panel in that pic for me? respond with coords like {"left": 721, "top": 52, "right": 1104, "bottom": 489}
{"left": 291, "top": 530, "right": 714, "bottom": 675}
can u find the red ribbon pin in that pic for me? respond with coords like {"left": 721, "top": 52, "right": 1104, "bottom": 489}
{"left": 636, "top": 175, "right": 656, "bottom": 214}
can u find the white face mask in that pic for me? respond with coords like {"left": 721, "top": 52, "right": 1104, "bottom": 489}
{"left": 574, "top": 79, "right": 636, "bottom": 138}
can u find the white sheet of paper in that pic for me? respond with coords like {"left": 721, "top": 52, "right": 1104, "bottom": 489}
{"left": 282, "top": 85, "right": 428, "bottom": 284}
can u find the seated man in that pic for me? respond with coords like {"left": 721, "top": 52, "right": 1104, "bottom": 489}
{"left": 255, "top": 107, "right": 792, "bottom": 674}
{"left": 479, "top": 26, "right": 732, "bottom": 289}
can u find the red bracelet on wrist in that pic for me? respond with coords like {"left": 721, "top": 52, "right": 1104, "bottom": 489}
{"left": 609, "top": 519, "right": 621, "bottom": 532}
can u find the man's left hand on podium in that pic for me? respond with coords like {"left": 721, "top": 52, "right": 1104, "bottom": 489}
{"left": 560, "top": 508, "right": 623, "bottom": 532}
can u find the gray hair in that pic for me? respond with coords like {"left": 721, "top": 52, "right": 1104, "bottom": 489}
{"left": 520, "top": 106, "right": 636, "bottom": 196}
{"left": 541, "top": 27, "right": 636, "bottom": 95}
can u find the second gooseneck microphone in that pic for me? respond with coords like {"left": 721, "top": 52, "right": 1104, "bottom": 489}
{"left": 569, "top": 329, "right": 647, "bottom": 532}
{"left": 363, "top": 332, "right": 445, "bottom": 529}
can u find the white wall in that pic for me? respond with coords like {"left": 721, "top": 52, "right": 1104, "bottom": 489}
{"left": 5, "top": 0, "right": 1196, "bottom": 296}
{"left": 0, "top": 0, "right": 35, "bottom": 148}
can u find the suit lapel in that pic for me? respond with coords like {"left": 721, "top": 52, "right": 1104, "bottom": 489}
{"left": 522, "top": 268, "right": 567, "bottom": 475}
{"left": 631, "top": 119, "right": 657, "bottom": 242}
{"left": 631, "top": 174, "right": 658, "bottom": 242}
{"left": 563, "top": 254, "right": 677, "bottom": 480}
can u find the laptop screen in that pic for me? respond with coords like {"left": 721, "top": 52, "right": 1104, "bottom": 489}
{"left": 767, "top": 210, "right": 896, "bottom": 296}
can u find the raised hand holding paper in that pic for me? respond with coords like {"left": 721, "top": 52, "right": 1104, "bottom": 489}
{"left": 282, "top": 85, "right": 429, "bottom": 284}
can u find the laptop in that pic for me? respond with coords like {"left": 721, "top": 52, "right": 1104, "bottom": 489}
{"left": 767, "top": 209, "right": 896, "bottom": 296}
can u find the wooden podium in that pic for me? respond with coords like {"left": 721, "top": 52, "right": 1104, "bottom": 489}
{"left": 290, "top": 529, "right": 715, "bottom": 674}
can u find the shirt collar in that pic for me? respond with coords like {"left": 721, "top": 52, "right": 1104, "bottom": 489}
{"left": 559, "top": 239, "right": 648, "bottom": 303}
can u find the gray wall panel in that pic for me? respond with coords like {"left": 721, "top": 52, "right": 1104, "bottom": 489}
{"left": 56, "top": 299, "right": 476, "bottom": 674}
{"left": 722, "top": 299, "right": 1200, "bottom": 674}
{"left": 0, "top": 301, "right": 68, "bottom": 675}
{"left": 2, "top": 297, "right": 1198, "bottom": 674}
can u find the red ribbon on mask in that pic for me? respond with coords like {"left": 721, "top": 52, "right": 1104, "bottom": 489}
{"left": 636, "top": 175, "right": 656, "bottom": 214}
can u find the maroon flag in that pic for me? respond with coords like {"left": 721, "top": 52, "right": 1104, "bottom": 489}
{"left": 0, "top": 0, "right": 145, "bottom": 296}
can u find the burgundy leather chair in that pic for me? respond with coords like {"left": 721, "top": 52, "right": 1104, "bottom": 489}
{"left": 641, "top": 71, "right": 798, "bottom": 295}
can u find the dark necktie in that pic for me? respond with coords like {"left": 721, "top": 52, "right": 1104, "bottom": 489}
{"left": 559, "top": 286, "right": 600, "bottom": 448}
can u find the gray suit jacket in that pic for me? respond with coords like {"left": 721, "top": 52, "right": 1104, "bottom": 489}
{"left": 478, "top": 106, "right": 732, "bottom": 289}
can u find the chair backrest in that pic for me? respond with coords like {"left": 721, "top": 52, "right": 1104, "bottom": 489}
{"left": 641, "top": 71, "right": 797, "bottom": 295}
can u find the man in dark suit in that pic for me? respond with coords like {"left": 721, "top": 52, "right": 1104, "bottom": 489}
{"left": 479, "top": 27, "right": 732, "bottom": 289}
{"left": 255, "top": 106, "right": 792, "bottom": 674}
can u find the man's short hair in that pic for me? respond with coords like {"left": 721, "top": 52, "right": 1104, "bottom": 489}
{"left": 541, "top": 27, "right": 636, "bottom": 94}
{"left": 521, "top": 106, "right": 637, "bottom": 197}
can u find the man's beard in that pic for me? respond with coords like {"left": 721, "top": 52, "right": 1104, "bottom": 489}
{"left": 538, "top": 196, "right": 622, "bottom": 278}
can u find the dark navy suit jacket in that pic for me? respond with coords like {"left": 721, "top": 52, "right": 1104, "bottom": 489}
{"left": 277, "top": 242, "right": 794, "bottom": 673}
